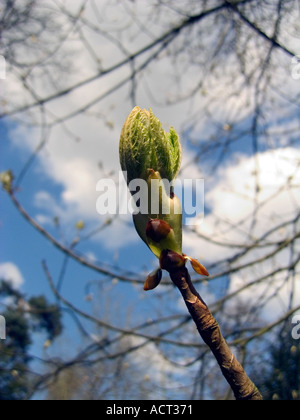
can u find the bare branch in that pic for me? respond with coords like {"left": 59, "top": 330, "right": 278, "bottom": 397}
{"left": 166, "top": 261, "right": 262, "bottom": 400}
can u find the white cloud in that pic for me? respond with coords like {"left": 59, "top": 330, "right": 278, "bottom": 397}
{"left": 183, "top": 147, "right": 300, "bottom": 322}
{"left": 0, "top": 262, "right": 25, "bottom": 289}
{"left": 123, "top": 335, "right": 186, "bottom": 397}
{"left": 228, "top": 270, "right": 300, "bottom": 323}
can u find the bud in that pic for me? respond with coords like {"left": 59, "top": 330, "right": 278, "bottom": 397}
{"left": 132, "top": 170, "right": 182, "bottom": 257}
{"left": 144, "top": 268, "right": 163, "bottom": 291}
{"left": 146, "top": 219, "right": 171, "bottom": 242}
{"left": 160, "top": 249, "right": 186, "bottom": 273}
{"left": 120, "top": 107, "right": 183, "bottom": 259}
{"left": 145, "top": 218, "right": 181, "bottom": 259}
{"left": 119, "top": 107, "right": 209, "bottom": 290}
{"left": 0, "top": 170, "right": 14, "bottom": 193}
{"left": 120, "top": 106, "right": 181, "bottom": 185}
{"left": 76, "top": 220, "right": 85, "bottom": 230}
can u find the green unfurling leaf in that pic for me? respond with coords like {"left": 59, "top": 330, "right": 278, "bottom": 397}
{"left": 120, "top": 106, "right": 181, "bottom": 185}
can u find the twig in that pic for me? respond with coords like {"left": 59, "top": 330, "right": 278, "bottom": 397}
{"left": 41, "top": 260, "right": 203, "bottom": 349}
{"left": 8, "top": 191, "right": 142, "bottom": 285}
{"left": 166, "top": 263, "right": 263, "bottom": 400}
{"left": 0, "top": 4, "right": 228, "bottom": 120}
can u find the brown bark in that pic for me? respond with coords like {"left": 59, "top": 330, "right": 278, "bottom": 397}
{"left": 168, "top": 264, "right": 263, "bottom": 400}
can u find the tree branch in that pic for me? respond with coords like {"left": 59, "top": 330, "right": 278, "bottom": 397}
{"left": 7, "top": 191, "right": 142, "bottom": 285}
{"left": 0, "top": 3, "right": 227, "bottom": 120}
{"left": 167, "top": 263, "right": 263, "bottom": 400}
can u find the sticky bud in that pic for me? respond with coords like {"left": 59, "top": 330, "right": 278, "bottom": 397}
{"left": 120, "top": 108, "right": 183, "bottom": 262}
{"left": 0, "top": 170, "right": 14, "bottom": 193}
{"left": 146, "top": 219, "right": 171, "bottom": 242}
{"left": 160, "top": 249, "right": 186, "bottom": 273}
{"left": 146, "top": 219, "right": 180, "bottom": 259}
{"left": 76, "top": 220, "right": 85, "bottom": 230}
{"left": 144, "top": 268, "right": 163, "bottom": 291}
{"left": 119, "top": 107, "right": 181, "bottom": 185}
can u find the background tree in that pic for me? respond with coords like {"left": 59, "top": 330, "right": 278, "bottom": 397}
{"left": 253, "top": 319, "right": 300, "bottom": 400}
{"left": 0, "top": 0, "right": 299, "bottom": 400}
{"left": 0, "top": 280, "right": 62, "bottom": 400}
